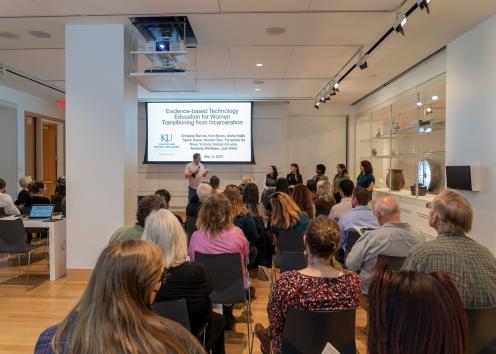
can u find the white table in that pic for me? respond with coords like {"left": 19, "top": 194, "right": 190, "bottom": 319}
{"left": 1, "top": 217, "right": 66, "bottom": 280}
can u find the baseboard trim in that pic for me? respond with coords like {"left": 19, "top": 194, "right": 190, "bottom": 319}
{"left": 66, "top": 269, "right": 93, "bottom": 281}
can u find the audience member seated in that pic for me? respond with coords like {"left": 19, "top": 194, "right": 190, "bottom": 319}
{"left": 254, "top": 217, "right": 361, "bottom": 354}
{"left": 346, "top": 197, "right": 428, "bottom": 308}
{"left": 185, "top": 183, "right": 212, "bottom": 238}
{"left": 51, "top": 178, "right": 66, "bottom": 213}
{"left": 275, "top": 177, "right": 290, "bottom": 195}
{"left": 306, "top": 179, "right": 318, "bottom": 202}
{"left": 312, "top": 163, "right": 329, "bottom": 183}
{"left": 224, "top": 185, "right": 259, "bottom": 264}
{"left": 329, "top": 179, "right": 354, "bottom": 221}
{"left": 154, "top": 188, "right": 184, "bottom": 225}
{"left": 25, "top": 181, "right": 51, "bottom": 207}
{"left": 34, "top": 240, "right": 203, "bottom": 354}
{"left": 368, "top": 267, "right": 467, "bottom": 354}
{"left": 243, "top": 182, "right": 267, "bottom": 225}
{"left": 0, "top": 178, "right": 20, "bottom": 216}
{"left": 332, "top": 164, "right": 350, "bottom": 203}
{"left": 338, "top": 186, "right": 379, "bottom": 253}
{"left": 14, "top": 176, "right": 31, "bottom": 207}
{"left": 291, "top": 184, "right": 314, "bottom": 219}
{"left": 401, "top": 189, "right": 496, "bottom": 308}
{"left": 209, "top": 175, "right": 222, "bottom": 194}
{"left": 239, "top": 175, "right": 254, "bottom": 193}
{"left": 314, "top": 180, "right": 336, "bottom": 215}
{"left": 286, "top": 163, "right": 303, "bottom": 189}
{"left": 270, "top": 192, "right": 310, "bottom": 241}
{"left": 188, "top": 194, "right": 249, "bottom": 330}
{"left": 110, "top": 195, "right": 165, "bottom": 242}
{"left": 142, "top": 209, "right": 225, "bottom": 354}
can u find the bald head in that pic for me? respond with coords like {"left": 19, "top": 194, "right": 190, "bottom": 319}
{"left": 374, "top": 197, "right": 401, "bottom": 225}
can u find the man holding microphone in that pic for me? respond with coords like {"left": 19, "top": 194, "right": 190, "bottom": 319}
{"left": 185, "top": 153, "right": 209, "bottom": 201}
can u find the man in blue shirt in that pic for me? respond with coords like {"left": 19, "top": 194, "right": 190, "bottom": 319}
{"left": 338, "top": 186, "right": 379, "bottom": 251}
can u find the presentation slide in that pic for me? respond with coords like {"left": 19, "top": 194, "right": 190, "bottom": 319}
{"left": 145, "top": 102, "right": 253, "bottom": 163}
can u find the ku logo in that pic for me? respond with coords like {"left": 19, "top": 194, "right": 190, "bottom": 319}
{"left": 161, "top": 134, "right": 172, "bottom": 142}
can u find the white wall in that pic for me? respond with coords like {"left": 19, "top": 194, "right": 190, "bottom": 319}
{"left": 65, "top": 24, "right": 137, "bottom": 270}
{"left": 0, "top": 105, "right": 17, "bottom": 198}
{"left": 446, "top": 15, "right": 496, "bottom": 253}
{"left": 0, "top": 83, "right": 64, "bottom": 193}
{"left": 137, "top": 101, "right": 351, "bottom": 210}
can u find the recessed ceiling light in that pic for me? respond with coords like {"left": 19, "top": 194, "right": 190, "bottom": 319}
{"left": 416, "top": 101, "right": 423, "bottom": 107}
{"left": 256, "top": 63, "right": 264, "bottom": 67}
{"left": 432, "top": 95, "right": 438, "bottom": 100}
{"left": 254, "top": 88, "right": 261, "bottom": 91}
{"left": 265, "top": 27, "right": 286, "bottom": 35}
{"left": 0, "top": 31, "right": 20, "bottom": 39}
{"left": 28, "top": 30, "right": 52, "bottom": 39}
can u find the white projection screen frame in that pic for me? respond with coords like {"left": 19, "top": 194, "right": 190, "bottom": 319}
{"left": 144, "top": 101, "right": 255, "bottom": 164}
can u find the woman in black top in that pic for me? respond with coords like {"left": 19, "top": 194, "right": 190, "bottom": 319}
{"left": 356, "top": 160, "right": 375, "bottom": 192}
{"left": 15, "top": 176, "right": 31, "bottom": 207}
{"left": 143, "top": 209, "right": 225, "bottom": 354}
{"left": 264, "top": 165, "right": 278, "bottom": 189}
{"left": 286, "top": 163, "right": 303, "bottom": 188}
{"left": 25, "top": 181, "right": 50, "bottom": 207}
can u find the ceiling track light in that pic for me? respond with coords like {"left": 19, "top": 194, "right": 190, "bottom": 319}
{"left": 417, "top": 0, "right": 431, "bottom": 14}
{"left": 394, "top": 12, "right": 408, "bottom": 35}
{"left": 357, "top": 49, "right": 369, "bottom": 70}
{"left": 314, "top": 101, "right": 320, "bottom": 110}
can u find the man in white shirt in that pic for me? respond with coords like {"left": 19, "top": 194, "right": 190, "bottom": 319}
{"left": 329, "top": 179, "right": 354, "bottom": 221}
{"left": 0, "top": 178, "right": 20, "bottom": 216}
{"left": 184, "top": 153, "right": 209, "bottom": 201}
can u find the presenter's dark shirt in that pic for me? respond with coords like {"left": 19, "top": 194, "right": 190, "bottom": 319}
{"left": 286, "top": 173, "right": 303, "bottom": 187}
{"left": 15, "top": 189, "right": 30, "bottom": 206}
{"left": 356, "top": 173, "right": 375, "bottom": 189}
{"left": 155, "top": 262, "right": 212, "bottom": 335}
{"left": 25, "top": 196, "right": 51, "bottom": 207}
{"left": 265, "top": 174, "right": 277, "bottom": 188}
{"left": 234, "top": 212, "right": 259, "bottom": 244}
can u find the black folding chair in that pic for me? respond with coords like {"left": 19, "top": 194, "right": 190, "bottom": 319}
{"left": 195, "top": 252, "right": 253, "bottom": 354}
{"left": 152, "top": 299, "right": 191, "bottom": 331}
{"left": 281, "top": 308, "right": 356, "bottom": 354}
{"left": 376, "top": 255, "right": 406, "bottom": 271}
{"left": 343, "top": 229, "right": 361, "bottom": 261}
{"left": 466, "top": 306, "right": 496, "bottom": 354}
{"left": 279, "top": 251, "right": 307, "bottom": 273}
{"left": 0, "top": 218, "right": 35, "bottom": 287}
{"left": 277, "top": 231, "right": 305, "bottom": 252}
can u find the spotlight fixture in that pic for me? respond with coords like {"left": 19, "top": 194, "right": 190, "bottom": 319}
{"left": 319, "top": 96, "right": 326, "bottom": 103}
{"left": 332, "top": 81, "right": 340, "bottom": 93}
{"left": 256, "top": 63, "right": 264, "bottom": 67}
{"left": 426, "top": 107, "right": 432, "bottom": 113}
{"left": 393, "top": 12, "right": 408, "bottom": 35}
{"left": 314, "top": 101, "right": 320, "bottom": 110}
{"left": 417, "top": 0, "right": 432, "bottom": 14}
{"left": 356, "top": 48, "right": 369, "bottom": 70}
{"left": 416, "top": 101, "right": 423, "bottom": 107}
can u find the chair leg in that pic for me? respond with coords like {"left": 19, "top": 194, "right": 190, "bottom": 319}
{"left": 246, "top": 290, "right": 254, "bottom": 354}
{"left": 17, "top": 254, "right": 21, "bottom": 276}
{"left": 26, "top": 251, "right": 31, "bottom": 285}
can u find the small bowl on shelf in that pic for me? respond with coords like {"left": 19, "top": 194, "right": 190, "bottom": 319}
{"left": 410, "top": 185, "right": 427, "bottom": 196}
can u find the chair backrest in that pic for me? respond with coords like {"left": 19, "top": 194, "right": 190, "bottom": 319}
{"left": 184, "top": 216, "right": 197, "bottom": 241}
{"left": 277, "top": 231, "right": 305, "bottom": 252}
{"left": 282, "top": 308, "right": 356, "bottom": 354}
{"left": 280, "top": 251, "right": 307, "bottom": 273}
{"left": 0, "top": 218, "right": 28, "bottom": 253}
{"left": 152, "top": 299, "right": 191, "bottom": 331}
{"left": 344, "top": 229, "right": 361, "bottom": 258}
{"left": 195, "top": 252, "right": 245, "bottom": 304}
{"left": 376, "top": 255, "right": 406, "bottom": 271}
{"left": 466, "top": 307, "right": 496, "bottom": 354}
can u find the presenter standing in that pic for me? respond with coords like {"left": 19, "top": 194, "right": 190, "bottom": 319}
{"left": 185, "top": 153, "right": 209, "bottom": 201}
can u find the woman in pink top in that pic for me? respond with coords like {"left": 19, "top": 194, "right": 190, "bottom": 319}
{"left": 189, "top": 194, "right": 249, "bottom": 330}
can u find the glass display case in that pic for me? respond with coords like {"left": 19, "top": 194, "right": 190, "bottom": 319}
{"left": 356, "top": 74, "right": 446, "bottom": 201}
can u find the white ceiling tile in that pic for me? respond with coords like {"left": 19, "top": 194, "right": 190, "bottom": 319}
{"left": 137, "top": 79, "right": 237, "bottom": 100}
{"left": 0, "top": 0, "right": 48, "bottom": 16}
{"left": 32, "top": 0, "right": 220, "bottom": 15}
{"left": 228, "top": 46, "right": 293, "bottom": 78}
{"left": 189, "top": 13, "right": 393, "bottom": 46}
{"left": 0, "top": 18, "right": 65, "bottom": 49}
{"left": 196, "top": 47, "right": 233, "bottom": 79}
{"left": 308, "top": 0, "right": 402, "bottom": 12}
{"left": 0, "top": 49, "right": 65, "bottom": 81}
{"left": 219, "top": 0, "right": 310, "bottom": 12}
{"left": 275, "top": 79, "right": 328, "bottom": 98}
{"left": 234, "top": 79, "right": 283, "bottom": 98}
{"left": 285, "top": 46, "right": 359, "bottom": 78}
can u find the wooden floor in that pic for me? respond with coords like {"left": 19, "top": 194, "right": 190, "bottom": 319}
{"left": 0, "top": 246, "right": 367, "bottom": 354}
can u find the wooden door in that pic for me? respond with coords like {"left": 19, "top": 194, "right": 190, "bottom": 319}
{"left": 42, "top": 123, "right": 57, "bottom": 198}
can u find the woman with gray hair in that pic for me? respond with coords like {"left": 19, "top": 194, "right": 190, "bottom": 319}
{"left": 15, "top": 176, "right": 31, "bottom": 207}
{"left": 143, "top": 209, "right": 225, "bottom": 354}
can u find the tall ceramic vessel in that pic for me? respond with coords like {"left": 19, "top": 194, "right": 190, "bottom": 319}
{"left": 386, "top": 169, "right": 406, "bottom": 191}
